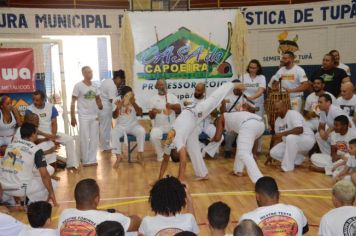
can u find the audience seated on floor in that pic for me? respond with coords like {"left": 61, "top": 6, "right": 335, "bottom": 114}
{"left": 19, "top": 201, "right": 55, "bottom": 236}
{"left": 96, "top": 221, "right": 125, "bottom": 236}
{"left": 239, "top": 176, "right": 309, "bottom": 235}
{"left": 57, "top": 178, "right": 141, "bottom": 235}
{"left": 233, "top": 220, "right": 262, "bottom": 236}
{"left": 139, "top": 176, "right": 199, "bottom": 236}
{"left": 318, "top": 180, "right": 356, "bottom": 236}
{"left": 208, "top": 201, "right": 231, "bottom": 236}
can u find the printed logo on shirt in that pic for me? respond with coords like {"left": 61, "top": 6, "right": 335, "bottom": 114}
{"left": 155, "top": 228, "right": 183, "bottom": 236}
{"left": 320, "top": 73, "right": 334, "bottom": 82}
{"left": 1, "top": 148, "right": 24, "bottom": 173}
{"left": 245, "top": 83, "right": 260, "bottom": 88}
{"left": 343, "top": 216, "right": 356, "bottom": 236}
{"left": 281, "top": 75, "right": 295, "bottom": 81}
{"left": 311, "top": 102, "right": 320, "bottom": 114}
{"left": 278, "top": 124, "right": 288, "bottom": 132}
{"left": 83, "top": 90, "right": 97, "bottom": 100}
{"left": 258, "top": 214, "right": 298, "bottom": 236}
{"left": 39, "top": 112, "right": 47, "bottom": 118}
{"left": 335, "top": 141, "right": 348, "bottom": 153}
{"left": 340, "top": 105, "right": 355, "bottom": 117}
{"left": 60, "top": 217, "right": 96, "bottom": 236}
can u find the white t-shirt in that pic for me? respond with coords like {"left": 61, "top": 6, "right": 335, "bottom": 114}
{"left": 112, "top": 97, "right": 139, "bottom": 127}
{"left": 149, "top": 93, "right": 179, "bottom": 130}
{"left": 274, "top": 65, "right": 308, "bottom": 98}
{"left": 19, "top": 225, "right": 56, "bottom": 236}
{"left": 0, "top": 213, "right": 24, "bottom": 236}
{"left": 338, "top": 63, "right": 351, "bottom": 76}
{"left": 274, "top": 110, "right": 314, "bottom": 136}
{"left": 72, "top": 81, "right": 100, "bottom": 119}
{"left": 304, "top": 92, "right": 336, "bottom": 115}
{"left": 57, "top": 208, "right": 131, "bottom": 235}
{"left": 318, "top": 206, "right": 356, "bottom": 236}
{"left": 346, "top": 155, "right": 356, "bottom": 168}
{"left": 27, "top": 103, "right": 58, "bottom": 134}
{"left": 330, "top": 128, "right": 356, "bottom": 154}
{"left": 0, "top": 139, "right": 47, "bottom": 190}
{"left": 240, "top": 203, "right": 308, "bottom": 236}
{"left": 100, "top": 79, "right": 117, "bottom": 108}
{"left": 138, "top": 214, "right": 199, "bottom": 236}
{"left": 336, "top": 95, "right": 356, "bottom": 122}
{"left": 242, "top": 73, "right": 266, "bottom": 106}
{"left": 319, "top": 105, "right": 349, "bottom": 129}
{"left": 224, "top": 111, "right": 262, "bottom": 134}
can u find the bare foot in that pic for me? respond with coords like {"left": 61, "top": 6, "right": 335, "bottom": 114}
{"left": 82, "top": 163, "right": 98, "bottom": 167}
{"left": 137, "top": 153, "right": 143, "bottom": 162}
{"left": 195, "top": 175, "right": 209, "bottom": 181}
{"left": 264, "top": 155, "right": 273, "bottom": 165}
{"left": 102, "top": 149, "right": 112, "bottom": 153}
{"left": 113, "top": 157, "right": 122, "bottom": 169}
{"left": 231, "top": 171, "right": 244, "bottom": 177}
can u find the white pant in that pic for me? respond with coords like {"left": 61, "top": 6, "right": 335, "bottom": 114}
{"left": 310, "top": 153, "right": 345, "bottom": 176}
{"left": 2, "top": 177, "right": 58, "bottom": 203}
{"left": 79, "top": 117, "right": 99, "bottom": 165}
{"left": 99, "top": 106, "right": 112, "bottom": 151}
{"left": 150, "top": 126, "right": 171, "bottom": 159}
{"left": 186, "top": 128, "right": 208, "bottom": 178}
{"left": 290, "top": 96, "right": 303, "bottom": 112}
{"left": 199, "top": 122, "right": 223, "bottom": 157}
{"left": 315, "top": 132, "right": 331, "bottom": 155}
{"left": 37, "top": 141, "right": 56, "bottom": 164}
{"left": 234, "top": 120, "right": 265, "bottom": 183}
{"left": 56, "top": 133, "right": 79, "bottom": 168}
{"left": 270, "top": 134, "right": 315, "bottom": 171}
{"left": 306, "top": 118, "right": 319, "bottom": 132}
{"left": 111, "top": 124, "right": 145, "bottom": 155}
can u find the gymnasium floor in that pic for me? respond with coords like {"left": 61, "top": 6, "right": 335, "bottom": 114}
{"left": 12, "top": 135, "right": 333, "bottom": 235}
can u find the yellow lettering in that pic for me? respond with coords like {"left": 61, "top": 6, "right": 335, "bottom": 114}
{"left": 193, "top": 63, "right": 200, "bottom": 72}
{"left": 163, "top": 64, "right": 170, "bottom": 72}
{"left": 201, "top": 63, "right": 208, "bottom": 71}
{"left": 145, "top": 65, "right": 153, "bottom": 73}
{"left": 171, "top": 64, "right": 179, "bottom": 72}
{"left": 153, "top": 65, "right": 162, "bottom": 73}
{"left": 180, "top": 64, "right": 187, "bottom": 72}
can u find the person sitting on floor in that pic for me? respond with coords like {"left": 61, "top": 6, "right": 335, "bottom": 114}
{"left": 208, "top": 201, "right": 231, "bottom": 236}
{"left": 318, "top": 180, "right": 356, "bottom": 236}
{"left": 233, "top": 220, "right": 262, "bottom": 236}
{"left": 19, "top": 201, "right": 56, "bottom": 236}
{"left": 0, "top": 123, "right": 58, "bottom": 206}
{"left": 239, "top": 176, "right": 308, "bottom": 235}
{"left": 310, "top": 115, "right": 356, "bottom": 177}
{"left": 139, "top": 176, "right": 199, "bottom": 236}
{"left": 57, "top": 178, "right": 141, "bottom": 235}
{"left": 96, "top": 221, "right": 125, "bottom": 236}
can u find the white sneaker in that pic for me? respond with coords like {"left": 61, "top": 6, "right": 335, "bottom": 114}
{"left": 325, "top": 166, "right": 333, "bottom": 176}
{"left": 157, "top": 156, "right": 163, "bottom": 162}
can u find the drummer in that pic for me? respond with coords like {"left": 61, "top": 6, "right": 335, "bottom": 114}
{"left": 270, "top": 51, "right": 310, "bottom": 112}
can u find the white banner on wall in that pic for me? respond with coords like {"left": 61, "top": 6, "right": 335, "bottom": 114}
{"left": 1, "top": 0, "right": 355, "bottom": 108}
{"left": 130, "top": 11, "right": 237, "bottom": 109}
{"left": 0, "top": 8, "right": 124, "bottom": 34}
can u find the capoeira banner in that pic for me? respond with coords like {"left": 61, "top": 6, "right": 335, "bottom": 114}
{"left": 0, "top": 48, "right": 35, "bottom": 93}
{"left": 130, "top": 11, "right": 236, "bottom": 110}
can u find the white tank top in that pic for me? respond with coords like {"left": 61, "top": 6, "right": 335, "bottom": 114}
{"left": 0, "top": 110, "right": 16, "bottom": 137}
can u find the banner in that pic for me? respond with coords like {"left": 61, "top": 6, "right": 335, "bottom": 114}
{"left": 130, "top": 11, "right": 236, "bottom": 109}
{"left": 0, "top": 48, "right": 35, "bottom": 93}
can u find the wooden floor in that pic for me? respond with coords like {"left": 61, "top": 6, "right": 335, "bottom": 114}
{"left": 11, "top": 136, "right": 334, "bottom": 235}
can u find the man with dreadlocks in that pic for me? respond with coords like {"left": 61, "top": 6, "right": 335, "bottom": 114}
{"left": 139, "top": 176, "right": 199, "bottom": 236}
{"left": 158, "top": 82, "right": 246, "bottom": 181}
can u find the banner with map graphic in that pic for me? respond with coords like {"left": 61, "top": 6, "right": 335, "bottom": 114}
{"left": 129, "top": 11, "right": 236, "bottom": 109}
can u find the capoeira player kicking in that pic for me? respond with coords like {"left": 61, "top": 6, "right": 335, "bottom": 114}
{"left": 158, "top": 82, "right": 245, "bottom": 181}
{"left": 213, "top": 111, "right": 265, "bottom": 183}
